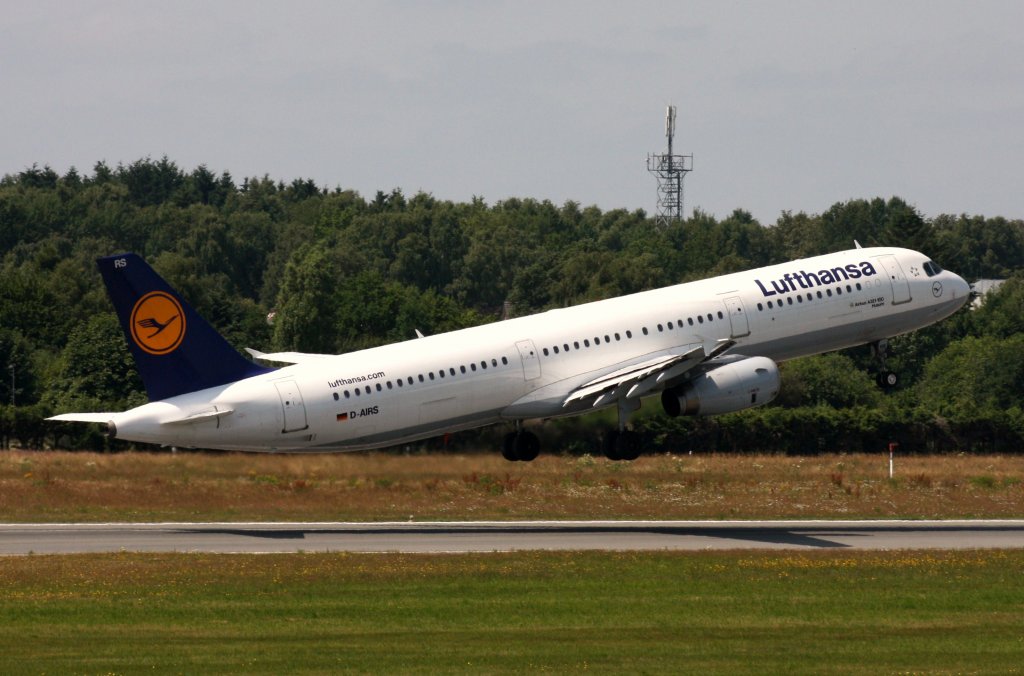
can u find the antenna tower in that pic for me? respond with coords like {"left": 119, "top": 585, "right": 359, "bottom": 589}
{"left": 646, "top": 105, "right": 693, "bottom": 226}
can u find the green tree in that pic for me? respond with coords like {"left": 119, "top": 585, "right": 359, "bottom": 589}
{"left": 46, "top": 313, "right": 145, "bottom": 412}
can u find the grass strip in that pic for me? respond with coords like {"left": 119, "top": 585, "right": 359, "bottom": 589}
{"left": 3, "top": 450, "right": 1024, "bottom": 522}
{"left": 1, "top": 549, "right": 1022, "bottom": 674}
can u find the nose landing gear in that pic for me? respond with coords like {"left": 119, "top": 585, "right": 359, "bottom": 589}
{"left": 871, "top": 339, "right": 899, "bottom": 390}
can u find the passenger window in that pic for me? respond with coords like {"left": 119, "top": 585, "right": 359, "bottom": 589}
{"left": 333, "top": 392, "right": 339, "bottom": 401}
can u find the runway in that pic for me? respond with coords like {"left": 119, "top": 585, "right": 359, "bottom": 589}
{"left": 2, "top": 520, "right": 1023, "bottom": 555}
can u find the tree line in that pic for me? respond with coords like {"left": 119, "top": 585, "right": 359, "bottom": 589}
{"left": 1, "top": 157, "right": 1022, "bottom": 453}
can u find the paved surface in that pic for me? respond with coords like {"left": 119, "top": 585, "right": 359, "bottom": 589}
{"left": 2, "top": 520, "right": 1023, "bottom": 555}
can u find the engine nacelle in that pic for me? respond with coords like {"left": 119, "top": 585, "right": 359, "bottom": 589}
{"left": 661, "top": 356, "right": 780, "bottom": 417}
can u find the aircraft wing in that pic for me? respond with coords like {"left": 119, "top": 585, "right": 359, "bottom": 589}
{"left": 245, "top": 348, "right": 333, "bottom": 365}
{"left": 563, "top": 339, "right": 735, "bottom": 408}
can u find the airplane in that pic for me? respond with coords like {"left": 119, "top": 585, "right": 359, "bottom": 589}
{"left": 49, "top": 246, "right": 971, "bottom": 461}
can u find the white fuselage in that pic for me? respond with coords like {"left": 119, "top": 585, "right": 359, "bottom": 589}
{"left": 109, "top": 247, "right": 970, "bottom": 451}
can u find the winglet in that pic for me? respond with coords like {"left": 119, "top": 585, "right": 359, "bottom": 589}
{"left": 97, "top": 254, "right": 273, "bottom": 401}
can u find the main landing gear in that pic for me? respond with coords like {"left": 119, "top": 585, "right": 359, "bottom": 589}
{"left": 603, "top": 396, "right": 642, "bottom": 461}
{"left": 502, "top": 427, "right": 540, "bottom": 462}
{"left": 871, "top": 339, "right": 899, "bottom": 390}
{"left": 502, "top": 397, "right": 645, "bottom": 463}
{"left": 604, "top": 429, "right": 641, "bottom": 461}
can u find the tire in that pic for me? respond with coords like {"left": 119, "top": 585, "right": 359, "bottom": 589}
{"left": 514, "top": 431, "right": 540, "bottom": 462}
{"left": 502, "top": 432, "right": 520, "bottom": 462}
{"left": 603, "top": 430, "right": 622, "bottom": 460}
{"left": 617, "top": 430, "right": 641, "bottom": 461}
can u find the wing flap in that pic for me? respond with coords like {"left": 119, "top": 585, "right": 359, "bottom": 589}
{"left": 563, "top": 339, "right": 736, "bottom": 408}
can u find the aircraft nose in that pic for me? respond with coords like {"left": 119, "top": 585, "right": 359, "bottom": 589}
{"left": 950, "top": 272, "right": 971, "bottom": 304}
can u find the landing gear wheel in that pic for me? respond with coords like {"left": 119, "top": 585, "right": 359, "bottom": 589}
{"left": 604, "top": 430, "right": 640, "bottom": 461}
{"left": 514, "top": 430, "right": 540, "bottom": 462}
{"left": 876, "top": 370, "right": 898, "bottom": 390}
{"left": 502, "top": 432, "right": 520, "bottom": 462}
{"left": 502, "top": 430, "right": 540, "bottom": 462}
{"left": 871, "top": 340, "right": 899, "bottom": 390}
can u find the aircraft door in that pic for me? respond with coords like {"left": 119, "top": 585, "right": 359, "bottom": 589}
{"left": 724, "top": 296, "right": 750, "bottom": 338}
{"left": 875, "top": 255, "right": 912, "bottom": 305}
{"left": 274, "top": 380, "right": 309, "bottom": 433}
{"left": 515, "top": 339, "right": 542, "bottom": 381}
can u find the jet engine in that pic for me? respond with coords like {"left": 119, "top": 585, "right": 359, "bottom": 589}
{"left": 661, "top": 356, "right": 780, "bottom": 417}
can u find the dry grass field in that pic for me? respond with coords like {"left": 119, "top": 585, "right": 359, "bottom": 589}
{"left": 2, "top": 450, "right": 1022, "bottom": 522}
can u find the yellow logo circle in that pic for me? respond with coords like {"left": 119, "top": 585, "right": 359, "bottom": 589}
{"left": 130, "top": 292, "right": 186, "bottom": 355}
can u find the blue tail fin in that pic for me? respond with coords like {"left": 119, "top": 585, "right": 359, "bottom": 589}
{"left": 97, "top": 253, "right": 274, "bottom": 401}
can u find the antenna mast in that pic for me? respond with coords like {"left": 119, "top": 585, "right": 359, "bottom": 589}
{"left": 646, "top": 105, "right": 693, "bottom": 227}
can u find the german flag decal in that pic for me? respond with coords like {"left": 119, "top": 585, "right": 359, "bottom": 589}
{"left": 336, "top": 412, "right": 349, "bottom": 422}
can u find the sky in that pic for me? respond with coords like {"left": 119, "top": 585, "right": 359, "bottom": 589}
{"left": 2, "top": 0, "right": 1022, "bottom": 224}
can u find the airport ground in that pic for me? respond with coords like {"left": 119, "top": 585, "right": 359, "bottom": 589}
{"left": 2, "top": 449, "right": 1023, "bottom": 522}
{"left": 3, "top": 450, "right": 1022, "bottom": 672}
{"left": 2, "top": 549, "right": 1022, "bottom": 673}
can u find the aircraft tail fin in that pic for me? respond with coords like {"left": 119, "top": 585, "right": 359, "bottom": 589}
{"left": 97, "top": 253, "right": 273, "bottom": 401}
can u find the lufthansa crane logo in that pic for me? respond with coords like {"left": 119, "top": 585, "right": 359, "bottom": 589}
{"left": 130, "top": 291, "right": 186, "bottom": 355}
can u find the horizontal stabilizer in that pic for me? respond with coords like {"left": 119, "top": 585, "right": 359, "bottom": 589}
{"left": 245, "top": 348, "right": 332, "bottom": 365}
{"left": 160, "top": 407, "right": 234, "bottom": 426}
{"left": 47, "top": 412, "right": 115, "bottom": 424}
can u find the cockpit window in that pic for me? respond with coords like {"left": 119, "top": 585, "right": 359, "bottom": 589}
{"left": 922, "top": 260, "right": 944, "bottom": 277}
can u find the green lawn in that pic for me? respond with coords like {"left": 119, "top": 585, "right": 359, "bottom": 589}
{"left": 1, "top": 550, "right": 1022, "bottom": 674}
